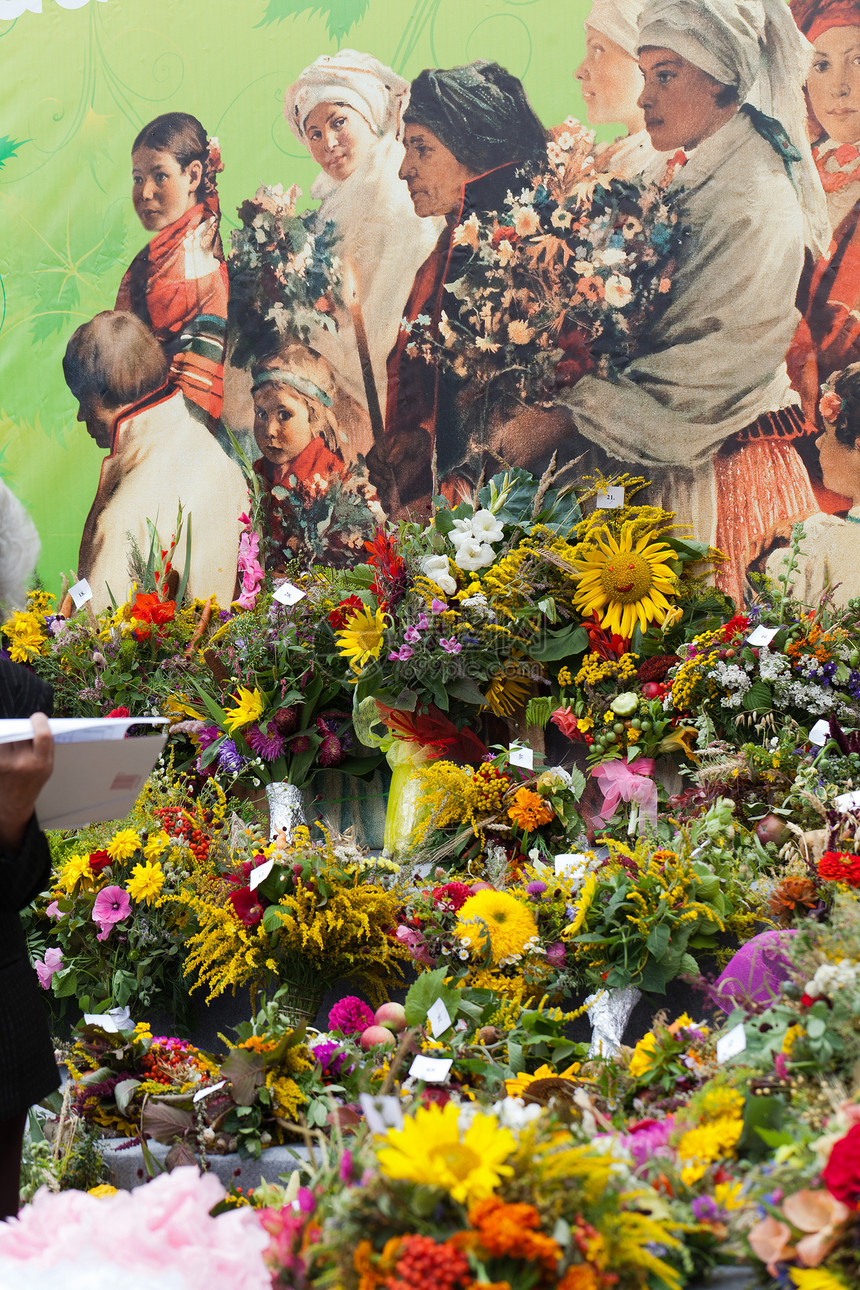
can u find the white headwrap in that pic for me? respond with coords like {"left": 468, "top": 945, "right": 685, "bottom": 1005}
{"left": 586, "top": 0, "right": 645, "bottom": 59}
{"left": 637, "top": 0, "right": 830, "bottom": 254}
{"left": 285, "top": 49, "right": 409, "bottom": 142}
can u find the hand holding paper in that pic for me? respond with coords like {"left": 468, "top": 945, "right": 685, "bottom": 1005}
{"left": 0, "top": 713, "right": 54, "bottom": 852}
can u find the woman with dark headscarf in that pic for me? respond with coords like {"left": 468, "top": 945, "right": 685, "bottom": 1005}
{"left": 376, "top": 60, "right": 546, "bottom": 515}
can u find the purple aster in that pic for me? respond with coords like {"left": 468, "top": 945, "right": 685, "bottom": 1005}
{"left": 197, "top": 725, "right": 221, "bottom": 751}
{"left": 245, "top": 721, "right": 287, "bottom": 762}
{"left": 692, "top": 1196, "right": 723, "bottom": 1223}
{"left": 328, "top": 995, "right": 374, "bottom": 1036}
{"left": 217, "top": 739, "right": 247, "bottom": 773}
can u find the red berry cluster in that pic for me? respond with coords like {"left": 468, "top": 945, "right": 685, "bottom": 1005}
{"left": 387, "top": 1234, "right": 471, "bottom": 1290}
{"left": 153, "top": 806, "right": 211, "bottom": 865}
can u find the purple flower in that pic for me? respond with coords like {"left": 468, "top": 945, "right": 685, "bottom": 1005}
{"left": 431, "top": 599, "right": 447, "bottom": 615}
{"left": 416, "top": 613, "right": 429, "bottom": 630}
{"left": 404, "top": 625, "right": 421, "bottom": 643}
{"left": 339, "top": 1148, "right": 355, "bottom": 1185}
{"left": 217, "top": 739, "right": 247, "bottom": 774}
{"left": 245, "top": 721, "right": 287, "bottom": 762}
{"left": 526, "top": 880, "right": 547, "bottom": 897}
{"left": 45, "top": 901, "right": 62, "bottom": 920}
{"left": 621, "top": 1116, "right": 674, "bottom": 1168}
{"left": 692, "top": 1196, "right": 723, "bottom": 1223}
{"left": 546, "top": 941, "right": 567, "bottom": 968}
{"left": 388, "top": 644, "right": 414, "bottom": 662}
{"left": 328, "top": 995, "right": 375, "bottom": 1036}
{"left": 34, "top": 947, "right": 63, "bottom": 989}
{"left": 440, "top": 638, "right": 462, "bottom": 654}
{"left": 312, "top": 1041, "right": 354, "bottom": 1078}
{"left": 92, "top": 886, "right": 131, "bottom": 942}
{"left": 197, "top": 725, "right": 221, "bottom": 751}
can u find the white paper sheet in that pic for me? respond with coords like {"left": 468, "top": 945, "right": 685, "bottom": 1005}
{"left": 33, "top": 733, "right": 168, "bottom": 830}
{"left": 0, "top": 716, "right": 167, "bottom": 745}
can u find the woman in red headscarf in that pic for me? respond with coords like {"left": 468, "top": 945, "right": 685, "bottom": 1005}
{"left": 791, "top": 3, "right": 860, "bottom": 446}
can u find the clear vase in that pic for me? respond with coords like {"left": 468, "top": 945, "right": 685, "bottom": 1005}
{"left": 584, "top": 985, "right": 642, "bottom": 1058}
{"left": 265, "top": 781, "right": 305, "bottom": 843}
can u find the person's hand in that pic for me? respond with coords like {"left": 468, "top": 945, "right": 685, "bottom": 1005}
{"left": 0, "top": 713, "right": 54, "bottom": 853}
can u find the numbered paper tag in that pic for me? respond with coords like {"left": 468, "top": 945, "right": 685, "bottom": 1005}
{"left": 555, "top": 852, "right": 589, "bottom": 877}
{"left": 359, "top": 1093, "right": 404, "bottom": 1135}
{"left": 249, "top": 858, "right": 274, "bottom": 891}
{"left": 747, "top": 625, "right": 778, "bottom": 648}
{"left": 193, "top": 1080, "right": 227, "bottom": 1104}
{"left": 809, "top": 719, "right": 831, "bottom": 747}
{"left": 834, "top": 789, "right": 860, "bottom": 811}
{"left": 716, "top": 1022, "right": 747, "bottom": 1064}
{"left": 427, "top": 998, "right": 452, "bottom": 1037}
{"left": 596, "top": 486, "right": 625, "bottom": 509}
{"left": 69, "top": 579, "right": 93, "bottom": 610}
{"left": 84, "top": 1012, "right": 119, "bottom": 1032}
{"left": 509, "top": 744, "right": 534, "bottom": 770}
{"left": 408, "top": 1055, "right": 453, "bottom": 1083}
{"left": 273, "top": 581, "right": 306, "bottom": 607}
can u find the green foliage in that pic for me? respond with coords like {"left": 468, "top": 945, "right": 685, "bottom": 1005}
{"left": 0, "top": 134, "right": 24, "bottom": 172}
{"left": 258, "top": 0, "right": 371, "bottom": 40}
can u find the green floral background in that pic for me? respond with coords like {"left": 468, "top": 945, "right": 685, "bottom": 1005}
{"left": 0, "top": 0, "right": 596, "bottom": 582}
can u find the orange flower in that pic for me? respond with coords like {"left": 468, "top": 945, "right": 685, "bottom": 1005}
{"left": 469, "top": 1196, "right": 561, "bottom": 1273}
{"left": 558, "top": 1268, "right": 600, "bottom": 1290}
{"left": 507, "top": 787, "right": 554, "bottom": 832}
{"left": 236, "top": 1036, "right": 278, "bottom": 1053}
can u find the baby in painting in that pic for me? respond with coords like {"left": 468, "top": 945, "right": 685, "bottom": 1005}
{"left": 766, "top": 362, "right": 860, "bottom": 605}
{"left": 251, "top": 345, "right": 382, "bottom": 571}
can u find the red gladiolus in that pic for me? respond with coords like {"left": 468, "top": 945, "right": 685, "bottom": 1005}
{"left": 130, "top": 593, "right": 176, "bottom": 640}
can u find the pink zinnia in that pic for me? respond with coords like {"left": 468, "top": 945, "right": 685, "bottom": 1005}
{"left": 327, "top": 995, "right": 374, "bottom": 1036}
{"left": 92, "top": 885, "right": 131, "bottom": 941}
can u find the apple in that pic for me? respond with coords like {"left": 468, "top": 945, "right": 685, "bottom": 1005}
{"left": 360, "top": 1025, "right": 397, "bottom": 1051}
{"left": 755, "top": 814, "right": 789, "bottom": 846}
{"left": 641, "top": 682, "right": 663, "bottom": 700}
{"left": 374, "top": 1002, "right": 407, "bottom": 1033}
{"left": 470, "top": 881, "right": 494, "bottom": 892}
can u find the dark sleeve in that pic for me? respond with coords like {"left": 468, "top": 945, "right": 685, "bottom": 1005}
{"left": 0, "top": 658, "right": 54, "bottom": 720}
{"left": 0, "top": 815, "right": 52, "bottom": 913}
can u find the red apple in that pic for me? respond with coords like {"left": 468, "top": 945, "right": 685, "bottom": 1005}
{"left": 360, "top": 1025, "right": 397, "bottom": 1051}
{"left": 641, "top": 682, "right": 663, "bottom": 700}
{"left": 470, "top": 881, "right": 494, "bottom": 892}
{"left": 374, "top": 1002, "right": 407, "bottom": 1033}
{"left": 755, "top": 814, "right": 789, "bottom": 846}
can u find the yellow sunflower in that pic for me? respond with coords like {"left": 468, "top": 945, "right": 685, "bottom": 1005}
{"left": 563, "top": 871, "right": 599, "bottom": 937}
{"left": 572, "top": 526, "right": 677, "bottom": 638}
{"left": 483, "top": 667, "right": 531, "bottom": 718}
{"left": 336, "top": 605, "right": 387, "bottom": 673}
{"left": 376, "top": 1101, "right": 515, "bottom": 1204}
{"left": 504, "top": 1062, "right": 581, "bottom": 1098}
{"left": 455, "top": 890, "right": 538, "bottom": 964}
{"left": 224, "top": 685, "right": 264, "bottom": 734}
{"left": 789, "top": 1269, "right": 851, "bottom": 1290}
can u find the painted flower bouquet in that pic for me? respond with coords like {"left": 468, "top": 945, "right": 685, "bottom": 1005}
{"left": 227, "top": 182, "right": 344, "bottom": 369}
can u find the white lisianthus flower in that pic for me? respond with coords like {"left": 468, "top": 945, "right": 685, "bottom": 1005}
{"left": 447, "top": 518, "right": 474, "bottom": 550}
{"left": 454, "top": 539, "right": 496, "bottom": 571}
{"left": 421, "top": 554, "right": 457, "bottom": 596}
{"left": 470, "top": 509, "right": 505, "bottom": 544}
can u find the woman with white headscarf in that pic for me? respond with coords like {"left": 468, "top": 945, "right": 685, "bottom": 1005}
{"left": 282, "top": 51, "right": 443, "bottom": 454}
{"left": 559, "top": 0, "right": 831, "bottom": 605}
{"left": 576, "top": 0, "right": 666, "bottom": 180}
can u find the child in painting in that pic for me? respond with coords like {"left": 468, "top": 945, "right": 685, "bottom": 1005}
{"left": 251, "top": 346, "right": 383, "bottom": 571}
{"left": 116, "top": 112, "right": 228, "bottom": 429}
{"left": 766, "top": 362, "right": 860, "bottom": 605}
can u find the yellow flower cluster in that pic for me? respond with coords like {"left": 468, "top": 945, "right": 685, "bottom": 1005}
{"left": 3, "top": 607, "right": 48, "bottom": 663}
{"left": 265, "top": 1071, "right": 307, "bottom": 1122}
{"left": 575, "top": 652, "right": 638, "bottom": 687}
{"left": 677, "top": 1113, "right": 744, "bottom": 1186}
{"left": 455, "top": 889, "right": 539, "bottom": 965}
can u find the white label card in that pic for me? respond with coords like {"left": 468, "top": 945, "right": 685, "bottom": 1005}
{"left": 509, "top": 744, "right": 534, "bottom": 770}
{"left": 835, "top": 789, "right": 860, "bottom": 811}
{"left": 809, "top": 719, "right": 831, "bottom": 747}
{"left": 273, "top": 581, "right": 306, "bottom": 607}
{"left": 555, "top": 853, "right": 588, "bottom": 876}
{"left": 84, "top": 1012, "right": 118, "bottom": 1032}
{"left": 408, "top": 1055, "right": 453, "bottom": 1083}
{"left": 427, "top": 998, "right": 453, "bottom": 1037}
{"left": 716, "top": 1022, "right": 747, "bottom": 1064}
{"left": 596, "top": 486, "right": 625, "bottom": 509}
{"left": 359, "top": 1092, "right": 404, "bottom": 1135}
{"left": 69, "top": 579, "right": 93, "bottom": 610}
{"left": 249, "top": 858, "right": 274, "bottom": 891}
{"left": 747, "top": 626, "right": 778, "bottom": 648}
{"left": 193, "top": 1080, "right": 227, "bottom": 1104}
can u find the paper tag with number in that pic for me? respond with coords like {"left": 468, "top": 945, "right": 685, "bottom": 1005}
{"left": 835, "top": 789, "right": 860, "bottom": 811}
{"left": 716, "top": 1022, "right": 747, "bottom": 1064}
{"left": 359, "top": 1093, "right": 404, "bottom": 1135}
{"left": 427, "top": 998, "right": 452, "bottom": 1037}
{"left": 193, "top": 1080, "right": 227, "bottom": 1104}
{"left": 69, "top": 579, "right": 93, "bottom": 610}
{"left": 408, "top": 1055, "right": 453, "bottom": 1083}
{"left": 249, "top": 858, "right": 274, "bottom": 891}
{"left": 809, "top": 719, "right": 831, "bottom": 747}
{"left": 509, "top": 744, "right": 534, "bottom": 770}
{"left": 596, "top": 486, "right": 625, "bottom": 509}
{"left": 273, "top": 581, "right": 306, "bottom": 607}
{"left": 747, "top": 625, "right": 778, "bottom": 648}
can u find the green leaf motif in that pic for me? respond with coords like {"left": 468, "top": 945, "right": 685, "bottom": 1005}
{"left": 258, "top": 0, "right": 370, "bottom": 40}
{"left": 0, "top": 135, "right": 24, "bottom": 174}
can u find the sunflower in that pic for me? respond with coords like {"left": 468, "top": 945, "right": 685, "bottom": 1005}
{"left": 563, "top": 871, "right": 598, "bottom": 938}
{"left": 336, "top": 605, "right": 387, "bottom": 673}
{"left": 789, "top": 1269, "right": 852, "bottom": 1290}
{"left": 572, "top": 526, "right": 677, "bottom": 639}
{"left": 224, "top": 685, "right": 265, "bottom": 734}
{"left": 376, "top": 1101, "right": 515, "bottom": 1204}
{"left": 483, "top": 666, "right": 532, "bottom": 718}
{"left": 504, "top": 1062, "right": 581, "bottom": 1099}
{"left": 455, "top": 890, "right": 538, "bottom": 964}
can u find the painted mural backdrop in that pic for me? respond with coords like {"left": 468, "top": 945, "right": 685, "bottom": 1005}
{"left": 1, "top": 0, "right": 857, "bottom": 610}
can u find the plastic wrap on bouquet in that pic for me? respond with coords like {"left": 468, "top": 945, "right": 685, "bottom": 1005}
{"left": 383, "top": 739, "right": 431, "bottom": 857}
{"left": 265, "top": 781, "right": 305, "bottom": 842}
{"left": 585, "top": 985, "right": 641, "bottom": 1057}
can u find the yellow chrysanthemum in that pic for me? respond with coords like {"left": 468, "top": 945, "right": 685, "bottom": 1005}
{"left": 504, "top": 1062, "right": 581, "bottom": 1098}
{"left": 790, "top": 1269, "right": 851, "bottom": 1290}
{"left": 143, "top": 831, "right": 171, "bottom": 861}
{"left": 57, "top": 852, "right": 95, "bottom": 894}
{"left": 336, "top": 605, "right": 387, "bottom": 673}
{"left": 627, "top": 1031, "right": 660, "bottom": 1079}
{"left": 713, "top": 1181, "right": 743, "bottom": 1212}
{"left": 4, "top": 610, "right": 47, "bottom": 663}
{"left": 224, "top": 685, "right": 265, "bottom": 734}
{"left": 376, "top": 1101, "right": 515, "bottom": 1204}
{"left": 126, "top": 859, "right": 165, "bottom": 905}
{"left": 563, "top": 871, "right": 599, "bottom": 938}
{"left": 106, "top": 828, "right": 141, "bottom": 862}
{"left": 455, "top": 890, "right": 538, "bottom": 964}
{"left": 572, "top": 525, "right": 677, "bottom": 638}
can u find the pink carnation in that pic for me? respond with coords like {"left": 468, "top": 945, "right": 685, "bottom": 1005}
{"left": 327, "top": 995, "right": 375, "bottom": 1036}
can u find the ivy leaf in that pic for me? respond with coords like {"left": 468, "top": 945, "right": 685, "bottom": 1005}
{"left": 258, "top": 0, "right": 370, "bottom": 41}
